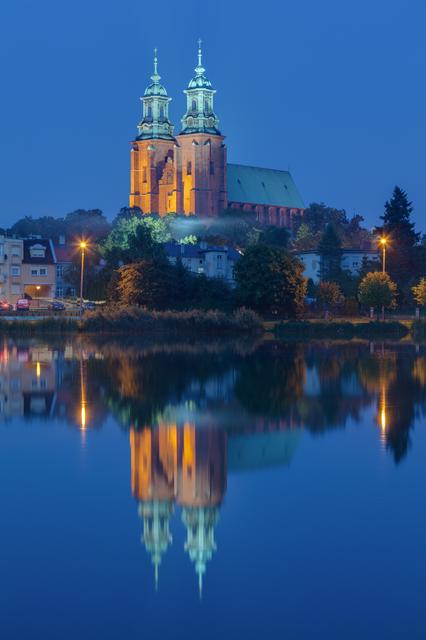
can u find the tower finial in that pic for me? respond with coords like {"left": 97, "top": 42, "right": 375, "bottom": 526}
{"left": 153, "top": 47, "right": 159, "bottom": 78}
{"left": 198, "top": 38, "right": 202, "bottom": 67}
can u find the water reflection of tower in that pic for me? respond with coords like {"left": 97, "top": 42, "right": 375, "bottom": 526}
{"left": 130, "top": 424, "right": 226, "bottom": 593}
{"left": 178, "top": 425, "right": 226, "bottom": 597}
{"left": 130, "top": 426, "right": 178, "bottom": 589}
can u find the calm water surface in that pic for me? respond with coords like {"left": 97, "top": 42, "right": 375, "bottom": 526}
{"left": 0, "top": 337, "right": 425, "bottom": 639}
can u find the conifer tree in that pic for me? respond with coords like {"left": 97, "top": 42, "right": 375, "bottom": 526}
{"left": 377, "top": 187, "right": 420, "bottom": 299}
{"left": 318, "top": 224, "right": 342, "bottom": 282}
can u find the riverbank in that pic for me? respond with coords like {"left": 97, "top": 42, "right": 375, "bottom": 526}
{"left": 273, "top": 319, "right": 413, "bottom": 340}
{"left": 0, "top": 311, "right": 424, "bottom": 341}
{"left": 0, "top": 307, "right": 263, "bottom": 336}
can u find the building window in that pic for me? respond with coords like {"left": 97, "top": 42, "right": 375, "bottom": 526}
{"left": 209, "top": 161, "right": 215, "bottom": 175}
{"left": 56, "top": 287, "right": 63, "bottom": 298}
{"left": 11, "top": 245, "right": 20, "bottom": 257}
{"left": 187, "top": 161, "right": 192, "bottom": 175}
{"left": 147, "top": 105, "right": 152, "bottom": 118}
{"left": 40, "top": 268, "right": 47, "bottom": 276}
{"left": 191, "top": 99, "right": 197, "bottom": 111}
{"left": 56, "top": 265, "right": 63, "bottom": 278}
{"left": 204, "top": 100, "right": 209, "bottom": 113}
{"left": 11, "top": 266, "right": 20, "bottom": 276}
{"left": 29, "top": 244, "right": 46, "bottom": 259}
{"left": 143, "top": 167, "right": 147, "bottom": 183}
{"left": 11, "top": 285, "right": 20, "bottom": 295}
{"left": 31, "top": 269, "right": 38, "bottom": 276}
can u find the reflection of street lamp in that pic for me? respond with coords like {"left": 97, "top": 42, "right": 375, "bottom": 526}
{"left": 379, "top": 237, "right": 388, "bottom": 273}
{"left": 79, "top": 241, "right": 87, "bottom": 314}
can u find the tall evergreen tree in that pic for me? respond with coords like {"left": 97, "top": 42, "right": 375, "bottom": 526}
{"left": 318, "top": 224, "right": 342, "bottom": 282}
{"left": 377, "top": 187, "right": 420, "bottom": 299}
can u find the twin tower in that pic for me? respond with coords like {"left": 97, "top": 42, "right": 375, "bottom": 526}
{"left": 129, "top": 42, "right": 227, "bottom": 217}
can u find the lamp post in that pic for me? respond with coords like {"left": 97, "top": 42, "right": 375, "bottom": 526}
{"left": 379, "top": 237, "right": 388, "bottom": 321}
{"left": 380, "top": 237, "right": 387, "bottom": 273}
{"left": 79, "top": 241, "right": 87, "bottom": 315}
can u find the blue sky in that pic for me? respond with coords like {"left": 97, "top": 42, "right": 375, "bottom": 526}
{"left": 0, "top": 0, "right": 424, "bottom": 229}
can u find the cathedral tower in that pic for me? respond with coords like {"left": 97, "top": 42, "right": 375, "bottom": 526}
{"left": 130, "top": 50, "right": 182, "bottom": 214}
{"left": 175, "top": 41, "right": 227, "bottom": 217}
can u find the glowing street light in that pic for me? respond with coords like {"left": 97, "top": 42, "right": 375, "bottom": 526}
{"left": 79, "top": 240, "right": 87, "bottom": 315}
{"left": 379, "top": 237, "right": 388, "bottom": 273}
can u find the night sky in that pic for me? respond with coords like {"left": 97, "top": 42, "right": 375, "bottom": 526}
{"left": 0, "top": 0, "right": 424, "bottom": 229}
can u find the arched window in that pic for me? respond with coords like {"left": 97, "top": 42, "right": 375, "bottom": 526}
{"left": 147, "top": 105, "right": 152, "bottom": 118}
{"left": 159, "top": 105, "right": 164, "bottom": 119}
{"left": 204, "top": 100, "right": 209, "bottom": 113}
{"left": 191, "top": 99, "right": 197, "bottom": 111}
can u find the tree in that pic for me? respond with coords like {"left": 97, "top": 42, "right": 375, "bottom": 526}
{"left": 376, "top": 186, "right": 420, "bottom": 299}
{"left": 115, "top": 258, "right": 174, "bottom": 309}
{"left": 318, "top": 224, "right": 342, "bottom": 282}
{"left": 102, "top": 215, "right": 170, "bottom": 266}
{"left": 64, "top": 209, "right": 111, "bottom": 241}
{"left": 292, "top": 223, "right": 318, "bottom": 251}
{"left": 358, "top": 272, "right": 397, "bottom": 313}
{"left": 234, "top": 246, "right": 307, "bottom": 317}
{"left": 259, "top": 226, "right": 290, "bottom": 249}
{"left": 412, "top": 278, "right": 426, "bottom": 314}
{"left": 317, "top": 281, "right": 344, "bottom": 313}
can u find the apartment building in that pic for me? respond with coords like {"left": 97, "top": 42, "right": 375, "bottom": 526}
{"left": 0, "top": 236, "right": 24, "bottom": 304}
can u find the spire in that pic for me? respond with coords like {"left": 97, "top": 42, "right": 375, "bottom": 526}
{"left": 195, "top": 38, "right": 205, "bottom": 76}
{"left": 152, "top": 47, "right": 160, "bottom": 83}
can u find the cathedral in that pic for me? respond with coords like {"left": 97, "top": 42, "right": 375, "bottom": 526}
{"left": 130, "top": 43, "right": 304, "bottom": 228}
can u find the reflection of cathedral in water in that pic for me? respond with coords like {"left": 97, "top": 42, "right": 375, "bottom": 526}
{"left": 130, "top": 423, "right": 299, "bottom": 594}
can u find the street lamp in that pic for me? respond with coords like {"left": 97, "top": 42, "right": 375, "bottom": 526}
{"left": 379, "top": 237, "right": 387, "bottom": 273}
{"left": 379, "top": 237, "right": 388, "bottom": 321}
{"left": 79, "top": 241, "right": 87, "bottom": 314}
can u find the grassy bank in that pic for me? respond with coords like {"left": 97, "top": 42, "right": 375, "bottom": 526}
{"left": 0, "top": 307, "right": 263, "bottom": 336}
{"left": 274, "top": 319, "right": 411, "bottom": 340}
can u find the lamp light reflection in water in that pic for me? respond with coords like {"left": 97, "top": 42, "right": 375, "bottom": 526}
{"left": 79, "top": 355, "right": 87, "bottom": 447}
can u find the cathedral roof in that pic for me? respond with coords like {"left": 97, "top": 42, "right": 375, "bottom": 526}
{"left": 227, "top": 164, "right": 305, "bottom": 209}
{"left": 144, "top": 49, "right": 168, "bottom": 97}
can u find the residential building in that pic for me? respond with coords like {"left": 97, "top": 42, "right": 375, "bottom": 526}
{"left": 296, "top": 249, "right": 380, "bottom": 284}
{"left": 0, "top": 236, "right": 24, "bottom": 304}
{"left": 129, "top": 45, "right": 304, "bottom": 227}
{"left": 22, "top": 239, "right": 56, "bottom": 303}
{"left": 54, "top": 235, "right": 77, "bottom": 298}
{"left": 164, "top": 240, "right": 240, "bottom": 285}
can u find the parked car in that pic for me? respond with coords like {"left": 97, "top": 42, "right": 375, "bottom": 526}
{"left": 16, "top": 298, "right": 30, "bottom": 311}
{"left": 0, "top": 299, "right": 13, "bottom": 311}
{"left": 48, "top": 301, "right": 66, "bottom": 311}
{"left": 83, "top": 301, "right": 96, "bottom": 311}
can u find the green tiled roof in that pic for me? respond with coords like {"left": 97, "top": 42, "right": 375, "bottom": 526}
{"left": 227, "top": 163, "right": 304, "bottom": 209}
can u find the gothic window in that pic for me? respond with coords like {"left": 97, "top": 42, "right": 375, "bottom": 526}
{"left": 187, "top": 161, "right": 192, "bottom": 175}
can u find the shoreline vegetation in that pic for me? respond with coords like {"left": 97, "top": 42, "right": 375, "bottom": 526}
{"left": 0, "top": 308, "right": 425, "bottom": 340}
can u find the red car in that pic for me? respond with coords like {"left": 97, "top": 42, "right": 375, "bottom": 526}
{"left": 16, "top": 298, "right": 30, "bottom": 311}
{"left": 0, "top": 299, "right": 13, "bottom": 311}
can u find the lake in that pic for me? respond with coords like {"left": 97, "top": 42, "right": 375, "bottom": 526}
{"left": 0, "top": 336, "right": 425, "bottom": 639}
